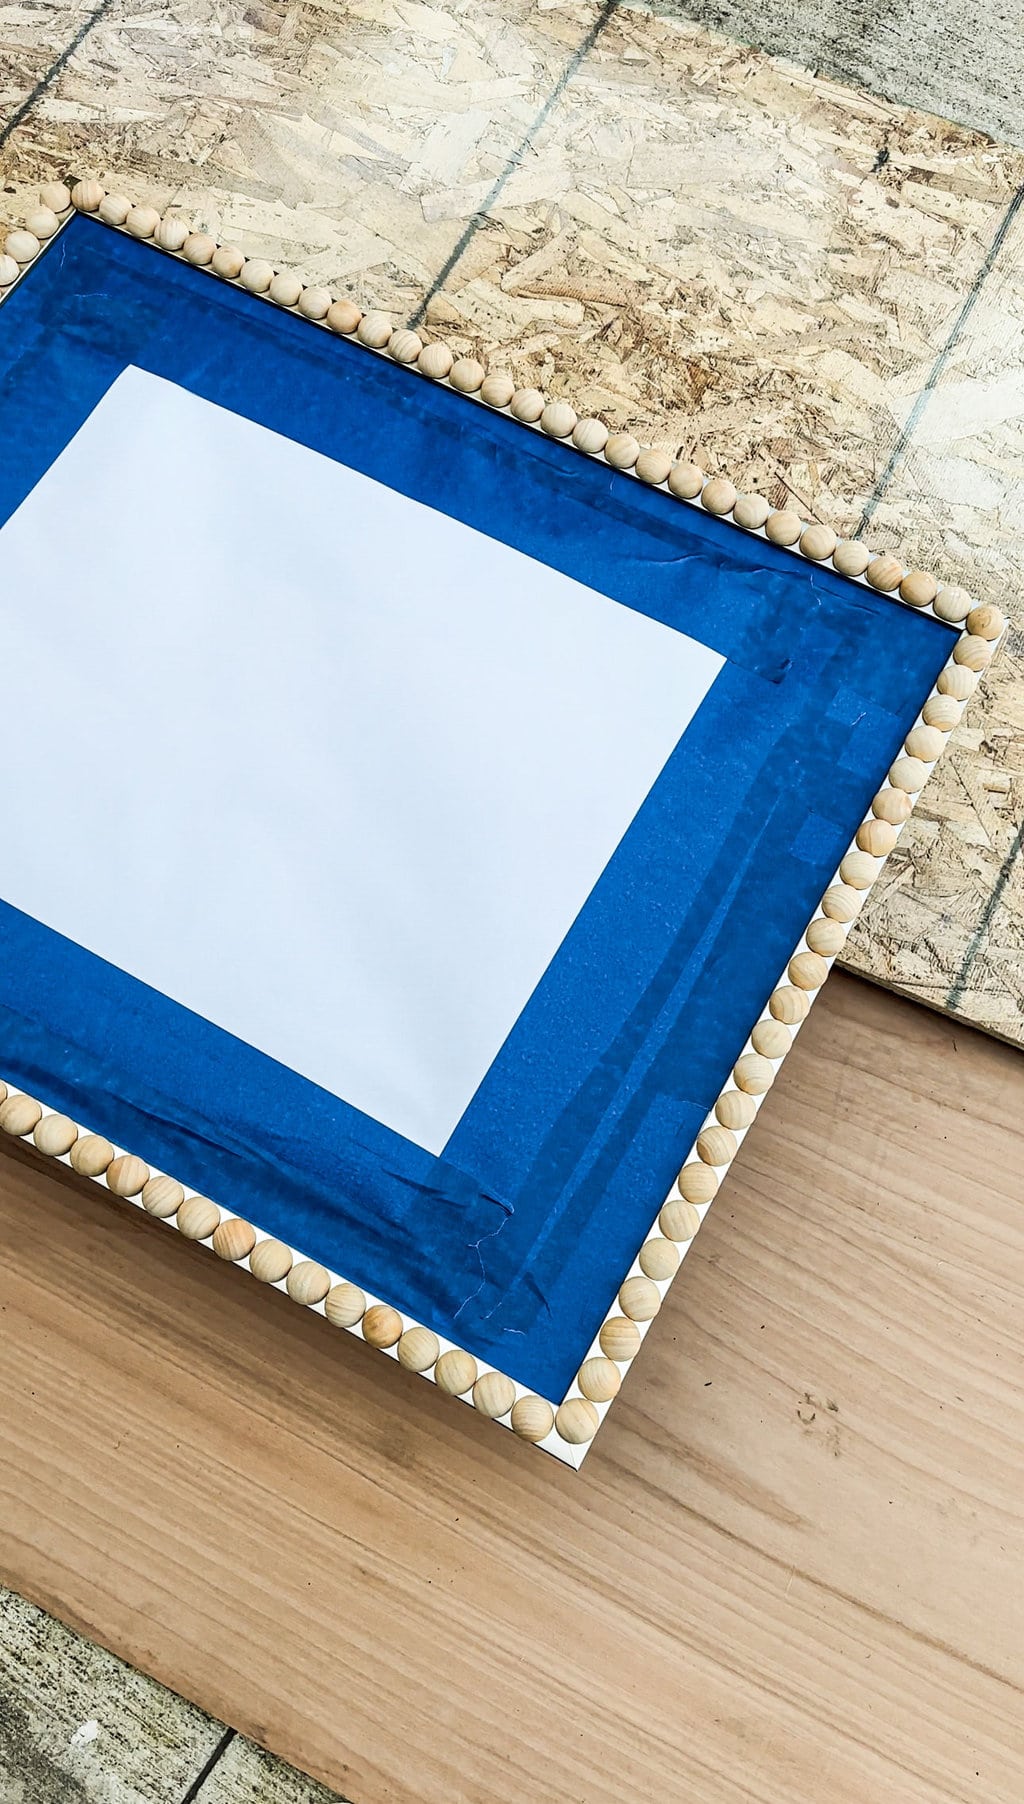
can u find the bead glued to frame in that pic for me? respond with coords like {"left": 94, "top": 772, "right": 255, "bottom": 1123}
{"left": 938, "top": 663, "right": 977, "bottom": 701}
{"left": 397, "top": 1326, "right": 439, "bottom": 1372}
{"left": 125, "top": 206, "right": 160, "bottom": 240}
{"left": 71, "top": 179, "right": 104, "bottom": 212}
{"left": 240, "top": 259, "right": 274, "bottom": 294}
{"left": 98, "top": 194, "right": 131, "bottom": 226}
{"left": 889, "top": 755, "right": 929, "bottom": 794}
{"left": 356, "top": 310, "right": 392, "bottom": 349}
{"left": 839, "top": 850, "right": 881, "bottom": 890}
{"left": 141, "top": 1175, "right": 184, "bottom": 1219}
{"left": 182, "top": 233, "right": 216, "bottom": 267}
{"left": 676, "top": 1162, "right": 718, "bottom": 1204}
{"left": 286, "top": 1260, "right": 332, "bottom": 1306}
{"left": 871, "top": 788, "right": 913, "bottom": 825}
{"left": 249, "top": 1238, "right": 293, "bottom": 1284}
{"left": 0, "top": 1094, "right": 42, "bottom": 1136}
{"left": 900, "top": 570, "right": 937, "bottom": 608}
{"left": 4, "top": 230, "right": 40, "bottom": 264}
{"left": 668, "top": 462, "right": 704, "bottom": 500}
{"left": 733, "top": 1052, "right": 774, "bottom": 1094}
{"left": 933, "top": 586, "right": 971, "bottom": 623}
{"left": 555, "top": 1398, "right": 600, "bottom": 1445}
{"left": 733, "top": 493, "right": 771, "bottom": 530}
{"left": 298, "top": 286, "right": 333, "bottom": 322}
{"left": 326, "top": 298, "right": 361, "bottom": 335}
{"left": 904, "top": 724, "right": 944, "bottom": 763}
{"left": 39, "top": 182, "right": 72, "bottom": 214}
{"left": 268, "top": 271, "right": 303, "bottom": 308}
{"left": 770, "top": 985, "right": 810, "bottom": 1023}
{"left": 24, "top": 207, "right": 59, "bottom": 240}
{"left": 155, "top": 217, "right": 190, "bottom": 253}
{"left": 577, "top": 1356, "right": 621, "bottom": 1402}
{"left": 599, "top": 1317, "right": 641, "bottom": 1361}
{"left": 212, "top": 1217, "right": 257, "bottom": 1261}
{"left": 0, "top": 255, "right": 19, "bottom": 286}
{"left": 639, "top": 1237, "right": 679, "bottom": 1281}
{"left": 701, "top": 477, "right": 736, "bottom": 516}
{"left": 764, "top": 510, "right": 802, "bottom": 547}
{"left": 604, "top": 433, "right": 640, "bottom": 471}
{"left": 696, "top": 1124, "right": 736, "bottom": 1166}
{"left": 361, "top": 1303, "right": 403, "bottom": 1347}
{"left": 866, "top": 553, "right": 903, "bottom": 592}
{"left": 211, "top": 244, "right": 245, "bottom": 279}
{"left": 923, "top": 694, "right": 962, "bottom": 731}
{"left": 449, "top": 358, "right": 485, "bottom": 394}
{"left": 788, "top": 950, "right": 829, "bottom": 989}
{"left": 967, "top": 604, "right": 1004, "bottom": 640}
{"left": 434, "top": 1348, "right": 477, "bottom": 1395}
{"left": 618, "top": 1275, "right": 661, "bottom": 1321}
{"left": 324, "top": 1281, "right": 366, "bottom": 1327}
{"left": 70, "top": 1133, "right": 114, "bottom": 1177}
{"left": 540, "top": 401, "right": 576, "bottom": 439}
{"left": 33, "top": 1112, "right": 78, "bottom": 1157}
{"left": 806, "top": 916, "right": 847, "bottom": 957}
{"left": 856, "top": 818, "right": 898, "bottom": 857}
{"left": 472, "top": 1371, "right": 515, "bottom": 1418}
{"left": 954, "top": 635, "right": 993, "bottom": 671}
{"left": 658, "top": 1196, "right": 701, "bottom": 1241}
{"left": 799, "top": 524, "right": 837, "bottom": 561}
{"left": 715, "top": 1089, "right": 757, "bottom": 1130}
{"left": 106, "top": 1153, "right": 150, "bottom": 1197}
{"left": 176, "top": 1195, "right": 221, "bottom": 1240}
{"left": 572, "top": 417, "right": 609, "bottom": 455}
{"left": 822, "top": 882, "right": 865, "bottom": 921}
{"left": 634, "top": 448, "right": 673, "bottom": 485}
{"left": 386, "top": 327, "right": 422, "bottom": 363}
{"left": 751, "top": 1018, "right": 790, "bottom": 1058}
{"left": 833, "top": 540, "right": 871, "bottom": 578}
{"left": 418, "top": 341, "right": 454, "bottom": 381}
{"left": 511, "top": 1395, "right": 554, "bottom": 1442}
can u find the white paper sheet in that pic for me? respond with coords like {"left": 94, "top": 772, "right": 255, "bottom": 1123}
{"left": 0, "top": 367, "right": 723, "bottom": 1153}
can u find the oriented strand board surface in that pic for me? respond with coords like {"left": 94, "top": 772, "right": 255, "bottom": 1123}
{"left": 1, "top": 975, "right": 1022, "bottom": 1804}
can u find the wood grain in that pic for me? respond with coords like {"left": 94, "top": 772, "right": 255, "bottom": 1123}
{"left": 1, "top": 974, "right": 1021, "bottom": 1804}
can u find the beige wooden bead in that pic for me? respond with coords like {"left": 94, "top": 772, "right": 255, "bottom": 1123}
{"left": 479, "top": 370, "right": 514, "bottom": 407}
{"left": 638, "top": 1237, "right": 679, "bottom": 1282}
{"left": 297, "top": 286, "right": 333, "bottom": 321}
{"left": 397, "top": 1325, "right": 440, "bottom": 1372}
{"left": 434, "top": 1348, "right": 477, "bottom": 1395}
{"left": 788, "top": 949, "right": 829, "bottom": 989}
{"left": 25, "top": 206, "right": 59, "bottom": 240}
{"left": 937, "top": 663, "right": 977, "bottom": 700}
{"left": 356, "top": 309, "right": 392, "bottom": 348}
{"left": 578, "top": 1355, "right": 622, "bottom": 1402}
{"left": 106, "top": 1154, "right": 150, "bottom": 1197}
{"left": 806, "top": 916, "right": 847, "bottom": 957}
{"left": 418, "top": 341, "right": 455, "bottom": 380}
{"left": 70, "top": 1133, "right": 114, "bottom": 1177}
{"left": 510, "top": 1395, "right": 554, "bottom": 1442}
{"left": 770, "top": 984, "right": 810, "bottom": 1023}
{"left": 676, "top": 1161, "right": 718, "bottom": 1204}
{"left": 866, "top": 553, "right": 903, "bottom": 592}
{"left": 362, "top": 1302, "right": 403, "bottom": 1347}
{"left": 933, "top": 585, "right": 971, "bottom": 623}
{"left": 599, "top": 1316, "right": 641, "bottom": 1361}
{"left": 954, "top": 634, "right": 993, "bottom": 671}
{"left": 764, "top": 510, "right": 802, "bottom": 546}
{"left": 472, "top": 1371, "right": 515, "bottom": 1418}
{"left": 541, "top": 400, "right": 577, "bottom": 439}
{"left": 605, "top": 433, "right": 640, "bottom": 470}
{"left": 634, "top": 447, "right": 673, "bottom": 485}
{"left": 269, "top": 270, "right": 302, "bottom": 307}
{"left": 715, "top": 1089, "right": 757, "bottom": 1130}
{"left": 155, "top": 217, "right": 190, "bottom": 253}
{"left": 839, "top": 850, "right": 881, "bottom": 891}
{"left": 510, "top": 387, "right": 545, "bottom": 422}
{"left": 966, "top": 603, "right": 1004, "bottom": 640}
{"left": 822, "top": 882, "right": 865, "bottom": 922}
{"left": 900, "top": 569, "right": 937, "bottom": 608}
{"left": 833, "top": 539, "right": 871, "bottom": 578}
{"left": 667, "top": 461, "right": 704, "bottom": 500}
{"left": 98, "top": 194, "right": 131, "bottom": 226}
{"left": 889, "top": 754, "right": 929, "bottom": 793}
{"left": 324, "top": 1281, "right": 366, "bottom": 1327}
{"left": 752, "top": 1017, "right": 790, "bottom": 1058}
{"left": 125, "top": 206, "right": 159, "bottom": 240}
{"left": 33, "top": 1113, "right": 78, "bottom": 1157}
{"left": 387, "top": 326, "right": 423, "bottom": 363}
{"left": 287, "top": 1260, "right": 331, "bottom": 1306}
{"left": 449, "top": 357, "right": 485, "bottom": 394}
{"left": 182, "top": 233, "right": 216, "bottom": 267}
{"left": 326, "top": 298, "right": 361, "bottom": 334}
{"left": 922, "top": 693, "right": 962, "bottom": 731}
{"left": 0, "top": 1094, "right": 41, "bottom": 1136}
{"left": 734, "top": 1052, "right": 775, "bottom": 1095}
{"left": 857, "top": 817, "right": 898, "bottom": 856}
{"left": 39, "top": 181, "right": 71, "bottom": 213}
{"left": 658, "top": 1195, "right": 701, "bottom": 1241}
{"left": 572, "top": 417, "right": 609, "bottom": 454}
{"left": 176, "top": 1195, "right": 220, "bottom": 1240}
{"left": 556, "top": 1397, "right": 600, "bottom": 1444}
{"left": 701, "top": 476, "right": 737, "bottom": 516}
{"left": 696, "top": 1124, "right": 736, "bottom": 1166}
{"left": 618, "top": 1274, "right": 661, "bottom": 1321}
{"left": 211, "top": 244, "right": 244, "bottom": 278}
{"left": 0, "top": 255, "right": 19, "bottom": 286}
{"left": 250, "top": 1239, "right": 294, "bottom": 1283}
{"left": 141, "top": 1175, "right": 184, "bottom": 1219}
{"left": 4, "top": 230, "right": 40, "bottom": 263}
{"left": 71, "top": 179, "right": 105, "bottom": 212}
{"left": 733, "top": 493, "right": 771, "bottom": 530}
{"left": 212, "top": 1217, "right": 256, "bottom": 1261}
{"left": 799, "top": 523, "right": 837, "bottom": 561}
{"left": 904, "top": 724, "right": 944, "bottom": 763}
{"left": 240, "top": 259, "right": 274, "bottom": 294}
{"left": 871, "top": 787, "right": 913, "bottom": 825}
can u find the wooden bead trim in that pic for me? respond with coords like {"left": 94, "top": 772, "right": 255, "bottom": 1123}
{"left": 0, "top": 177, "right": 1005, "bottom": 1468}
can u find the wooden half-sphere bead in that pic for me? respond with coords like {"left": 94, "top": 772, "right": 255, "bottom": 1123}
{"left": 823, "top": 881, "right": 866, "bottom": 921}
{"left": 249, "top": 1238, "right": 293, "bottom": 1283}
{"left": 472, "top": 1371, "right": 515, "bottom": 1418}
{"left": 239, "top": 258, "right": 274, "bottom": 293}
{"left": 70, "top": 1133, "right": 114, "bottom": 1177}
{"left": 937, "top": 663, "right": 977, "bottom": 700}
{"left": 788, "top": 949, "right": 829, "bottom": 989}
{"left": 386, "top": 326, "right": 422, "bottom": 363}
{"left": 922, "top": 693, "right": 962, "bottom": 731}
{"left": 71, "top": 179, "right": 104, "bottom": 212}
{"left": 541, "top": 400, "right": 577, "bottom": 439}
{"left": 33, "top": 1113, "right": 78, "bottom": 1157}
{"left": 889, "top": 754, "right": 929, "bottom": 793}
{"left": 701, "top": 476, "right": 736, "bottom": 516}
{"left": 833, "top": 539, "right": 871, "bottom": 578}
{"left": 635, "top": 447, "right": 673, "bottom": 485}
{"left": 182, "top": 233, "right": 216, "bottom": 266}
{"left": 418, "top": 341, "right": 455, "bottom": 381}
{"left": 479, "top": 370, "right": 514, "bottom": 407}
{"left": 872, "top": 787, "right": 913, "bottom": 825}
{"left": 733, "top": 493, "right": 771, "bottom": 530}
{"left": 355, "top": 309, "right": 391, "bottom": 347}
{"left": 362, "top": 1303, "right": 403, "bottom": 1347}
{"left": 511, "top": 1395, "right": 554, "bottom": 1442}
{"left": 806, "top": 916, "right": 847, "bottom": 957}
{"left": 287, "top": 1260, "right": 331, "bottom": 1306}
{"left": 572, "top": 417, "right": 608, "bottom": 454}
{"left": 212, "top": 1217, "right": 256, "bottom": 1261}
{"left": 449, "top": 357, "right": 485, "bottom": 393}
{"left": 751, "top": 1017, "right": 790, "bottom": 1058}
{"left": 326, "top": 297, "right": 361, "bottom": 334}
{"left": 954, "top": 634, "right": 993, "bottom": 671}
{"left": 839, "top": 850, "right": 881, "bottom": 890}
{"left": 668, "top": 461, "right": 704, "bottom": 500}
{"left": 866, "top": 553, "right": 903, "bottom": 591}
{"left": 106, "top": 1153, "right": 150, "bottom": 1197}
{"left": 125, "top": 205, "right": 159, "bottom": 239}
{"left": 733, "top": 1052, "right": 774, "bottom": 1095}
{"left": 0, "top": 1093, "right": 41, "bottom": 1136}
{"left": 800, "top": 523, "right": 837, "bottom": 561}
{"left": 397, "top": 1325, "right": 439, "bottom": 1372}
{"left": 155, "top": 216, "right": 190, "bottom": 252}
{"left": 696, "top": 1124, "right": 736, "bottom": 1166}
{"left": 618, "top": 1274, "right": 661, "bottom": 1321}
{"left": 578, "top": 1356, "right": 622, "bottom": 1402}
{"left": 510, "top": 386, "right": 544, "bottom": 422}
{"left": 599, "top": 1316, "right": 641, "bottom": 1361}
{"left": 434, "top": 1348, "right": 477, "bottom": 1395}
{"left": 176, "top": 1195, "right": 220, "bottom": 1240}
{"left": 905, "top": 724, "right": 944, "bottom": 763}
{"left": 324, "top": 1281, "right": 365, "bottom": 1327}
{"left": 715, "top": 1089, "right": 757, "bottom": 1130}
{"left": 900, "top": 569, "right": 937, "bottom": 608}
{"left": 764, "top": 510, "right": 802, "bottom": 546}
{"left": 605, "top": 433, "right": 640, "bottom": 470}
{"left": 770, "top": 984, "right": 809, "bottom": 1023}
{"left": 211, "top": 244, "right": 245, "bottom": 279}
{"left": 556, "top": 1398, "right": 600, "bottom": 1445}
{"left": 269, "top": 270, "right": 302, "bottom": 307}
{"left": 676, "top": 1161, "right": 718, "bottom": 1204}
{"left": 658, "top": 1195, "right": 700, "bottom": 1241}
{"left": 966, "top": 603, "right": 1004, "bottom": 640}
{"left": 298, "top": 286, "right": 333, "bottom": 321}
{"left": 98, "top": 193, "right": 131, "bottom": 226}
{"left": 141, "top": 1175, "right": 184, "bottom": 1219}
{"left": 857, "top": 817, "right": 897, "bottom": 856}
{"left": 933, "top": 585, "right": 971, "bottom": 623}
{"left": 39, "top": 180, "right": 71, "bottom": 213}
{"left": 0, "top": 255, "right": 19, "bottom": 286}
{"left": 638, "top": 1237, "right": 679, "bottom": 1281}
{"left": 25, "top": 206, "right": 59, "bottom": 240}
{"left": 4, "top": 229, "right": 39, "bottom": 263}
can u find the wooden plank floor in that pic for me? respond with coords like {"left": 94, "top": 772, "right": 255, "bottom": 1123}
{"left": 1, "top": 974, "right": 1021, "bottom": 1804}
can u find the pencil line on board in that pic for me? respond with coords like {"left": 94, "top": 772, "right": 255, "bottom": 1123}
{"left": 0, "top": 0, "right": 115, "bottom": 148}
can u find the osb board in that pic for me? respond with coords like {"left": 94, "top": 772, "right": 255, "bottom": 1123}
{"left": 1, "top": 976, "right": 1022, "bottom": 1804}
{"left": 1, "top": 0, "right": 1023, "bottom": 1042}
